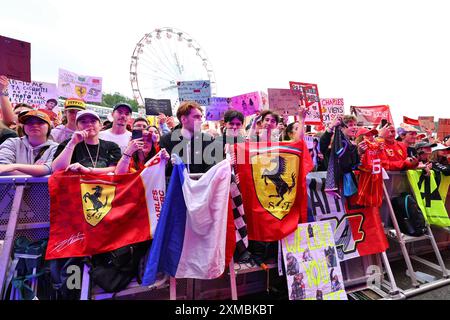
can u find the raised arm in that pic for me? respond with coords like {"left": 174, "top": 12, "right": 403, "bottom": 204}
{"left": 0, "top": 75, "right": 16, "bottom": 126}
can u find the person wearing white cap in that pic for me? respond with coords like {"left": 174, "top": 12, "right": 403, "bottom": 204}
{"left": 52, "top": 110, "right": 121, "bottom": 174}
{"left": 429, "top": 143, "right": 450, "bottom": 175}
{"left": 99, "top": 102, "right": 133, "bottom": 154}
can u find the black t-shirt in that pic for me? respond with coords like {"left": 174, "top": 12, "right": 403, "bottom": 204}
{"left": 0, "top": 128, "right": 18, "bottom": 145}
{"left": 53, "top": 139, "right": 122, "bottom": 168}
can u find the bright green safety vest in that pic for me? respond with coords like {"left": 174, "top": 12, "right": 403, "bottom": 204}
{"left": 406, "top": 169, "right": 450, "bottom": 227}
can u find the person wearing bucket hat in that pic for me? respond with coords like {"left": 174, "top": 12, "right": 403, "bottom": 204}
{"left": 52, "top": 109, "right": 121, "bottom": 174}
{"left": 50, "top": 98, "right": 87, "bottom": 143}
{"left": 0, "top": 110, "right": 58, "bottom": 176}
{"left": 99, "top": 102, "right": 132, "bottom": 154}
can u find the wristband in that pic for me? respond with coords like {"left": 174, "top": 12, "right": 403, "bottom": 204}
{"left": 0, "top": 90, "right": 8, "bottom": 96}
{"left": 123, "top": 153, "right": 132, "bottom": 158}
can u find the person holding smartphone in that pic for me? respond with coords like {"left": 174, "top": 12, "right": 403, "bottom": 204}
{"left": 115, "top": 125, "right": 168, "bottom": 174}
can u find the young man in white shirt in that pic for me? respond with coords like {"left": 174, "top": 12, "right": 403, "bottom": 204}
{"left": 99, "top": 102, "right": 132, "bottom": 154}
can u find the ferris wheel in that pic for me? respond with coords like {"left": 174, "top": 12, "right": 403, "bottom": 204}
{"left": 130, "top": 27, "right": 217, "bottom": 115}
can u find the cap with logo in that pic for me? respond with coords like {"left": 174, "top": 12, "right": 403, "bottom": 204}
{"left": 64, "top": 98, "right": 86, "bottom": 111}
{"left": 18, "top": 110, "right": 52, "bottom": 126}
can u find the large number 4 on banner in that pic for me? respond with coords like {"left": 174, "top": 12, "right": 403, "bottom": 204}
{"left": 322, "top": 214, "right": 365, "bottom": 255}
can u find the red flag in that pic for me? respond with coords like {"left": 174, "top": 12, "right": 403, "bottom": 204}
{"left": 350, "top": 105, "right": 394, "bottom": 127}
{"left": 403, "top": 116, "right": 420, "bottom": 127}
{"left": 345, "top": 197, "right": 389, "bottom": 256}
{"left": 234, "top": 140, "right": 313, "bottom": 241}
{"left": 46, "top": 158, "right": 166, "bottom": 259}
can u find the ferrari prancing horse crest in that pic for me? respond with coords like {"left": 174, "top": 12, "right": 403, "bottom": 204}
{"left": 251, "top": 153, "right": 299, "bottom": 220}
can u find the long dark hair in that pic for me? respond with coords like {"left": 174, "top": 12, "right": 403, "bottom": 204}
{"left": 284, "top": 123, "right": 296, "bottom": 140}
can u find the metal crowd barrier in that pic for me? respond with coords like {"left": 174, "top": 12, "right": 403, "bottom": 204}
{"left": 1, "top": 171, "right": 449, "bottom": 300}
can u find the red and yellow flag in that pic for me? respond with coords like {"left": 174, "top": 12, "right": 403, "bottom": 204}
{"left": 45, "top": 156, "right": 166, "bottom": 259}
{"left": 234, "top": 140, "right": 313, "bottom": 241}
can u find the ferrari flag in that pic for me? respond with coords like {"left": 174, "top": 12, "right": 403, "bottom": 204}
{"left": 234, "top": 140, "right": 313, "bottom": 241}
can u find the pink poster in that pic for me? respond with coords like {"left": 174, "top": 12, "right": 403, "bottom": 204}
{"left": 268, "top": 88, "right": 303, "bottom": 116}
{"left": 230, "top": 92, "right": 261, "bottom": 116}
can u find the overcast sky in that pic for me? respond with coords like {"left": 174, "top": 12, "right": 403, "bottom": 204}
{"left": 2, "top": 0, "right": 449, "bottom": 125}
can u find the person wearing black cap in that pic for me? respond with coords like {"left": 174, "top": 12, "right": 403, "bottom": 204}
{"left": 99, "top": 102, "right": 132, "bottom": 154}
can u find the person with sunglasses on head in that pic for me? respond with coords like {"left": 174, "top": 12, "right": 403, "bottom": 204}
{"left": 0, "top": 110, "right": 58, "bottom": 176}
{"left": 52, "top": 110, "right": 121, "bottom": 174}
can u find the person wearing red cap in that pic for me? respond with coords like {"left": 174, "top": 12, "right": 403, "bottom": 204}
{"left": 378, "top": 123, "right": 418, "bottom": 171}
{"left": 0, "top": 110, "right": 58, "bottom": 176}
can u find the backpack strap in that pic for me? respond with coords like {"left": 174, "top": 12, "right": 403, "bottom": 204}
{"left": 34, "top": 145, "right": 50, "bottom": 163}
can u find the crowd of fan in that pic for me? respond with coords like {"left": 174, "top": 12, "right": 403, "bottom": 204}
{"left": 1, "top": 74, "right": 450, "bottom": 179}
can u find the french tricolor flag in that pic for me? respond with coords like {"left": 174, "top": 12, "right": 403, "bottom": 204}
{"left": 142, "top": 157, "right": 231, "bottom": 285}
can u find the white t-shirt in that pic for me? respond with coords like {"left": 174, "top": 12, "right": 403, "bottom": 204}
{"left": 99, "top": 129, "right": 131, "bottom": 154}
{"left": 50, "top": 125, "right": 75, "bottom": 144}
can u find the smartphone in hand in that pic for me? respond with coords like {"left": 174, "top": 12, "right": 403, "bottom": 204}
{"left": 131, "top": 129, "right": 143, "bottom": 140}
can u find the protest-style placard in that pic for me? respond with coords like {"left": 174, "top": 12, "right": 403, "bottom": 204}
{"left": 438, "top": 118, "right": 450, "bottom": 141}
{"left": 350, "top": 105, "right": 394, "bottom": 128}
{"left": 144, "top": 98, "right": 172, "bottom": 116}
{"left": 0, "top": 35, "right": 31, "bottom": 83}
{"left": 177, "top": 80, "right": 211, "bottom": 106}
{"left": 289, "top": 82, "right": 323, "bottom": 125}
{"left": 267, "top": 88, "right": 302, "bottom": 116}
{"left": 230, "top": 91, "right": 261, "bottom": 116}
{"left": 320, "top": 98, "right": 345, "bottom": 127}
{"left": 307, "top": 172, "right": 389, "bottom": 260}
{"left": 7, "top": 79, "right": 58, "bottom": 108}
{"left": 206, "top": 97, "right": 231, "bottom": 121}
{"left": 282, "top": 221, "right": 347, "bottom": 300}
{"left": 418, "top": 116, "right": 435, "bottom": 132}
{"left": 58, "top": 68, "right": 102, "bottom": 103}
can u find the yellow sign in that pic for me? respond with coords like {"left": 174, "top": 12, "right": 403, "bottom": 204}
{"left": 80, "top": 183, "right": 116, "bottom": 227}
{"left": 251, "top": 153, "right": 299, "bottom": 220}
{"left": 75, "top": 85, "right": 87, "bottom": 98}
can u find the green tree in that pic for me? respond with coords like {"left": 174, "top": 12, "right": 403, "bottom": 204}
{"left": 100, "top": 92, "right": 139, "bottom": 112}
